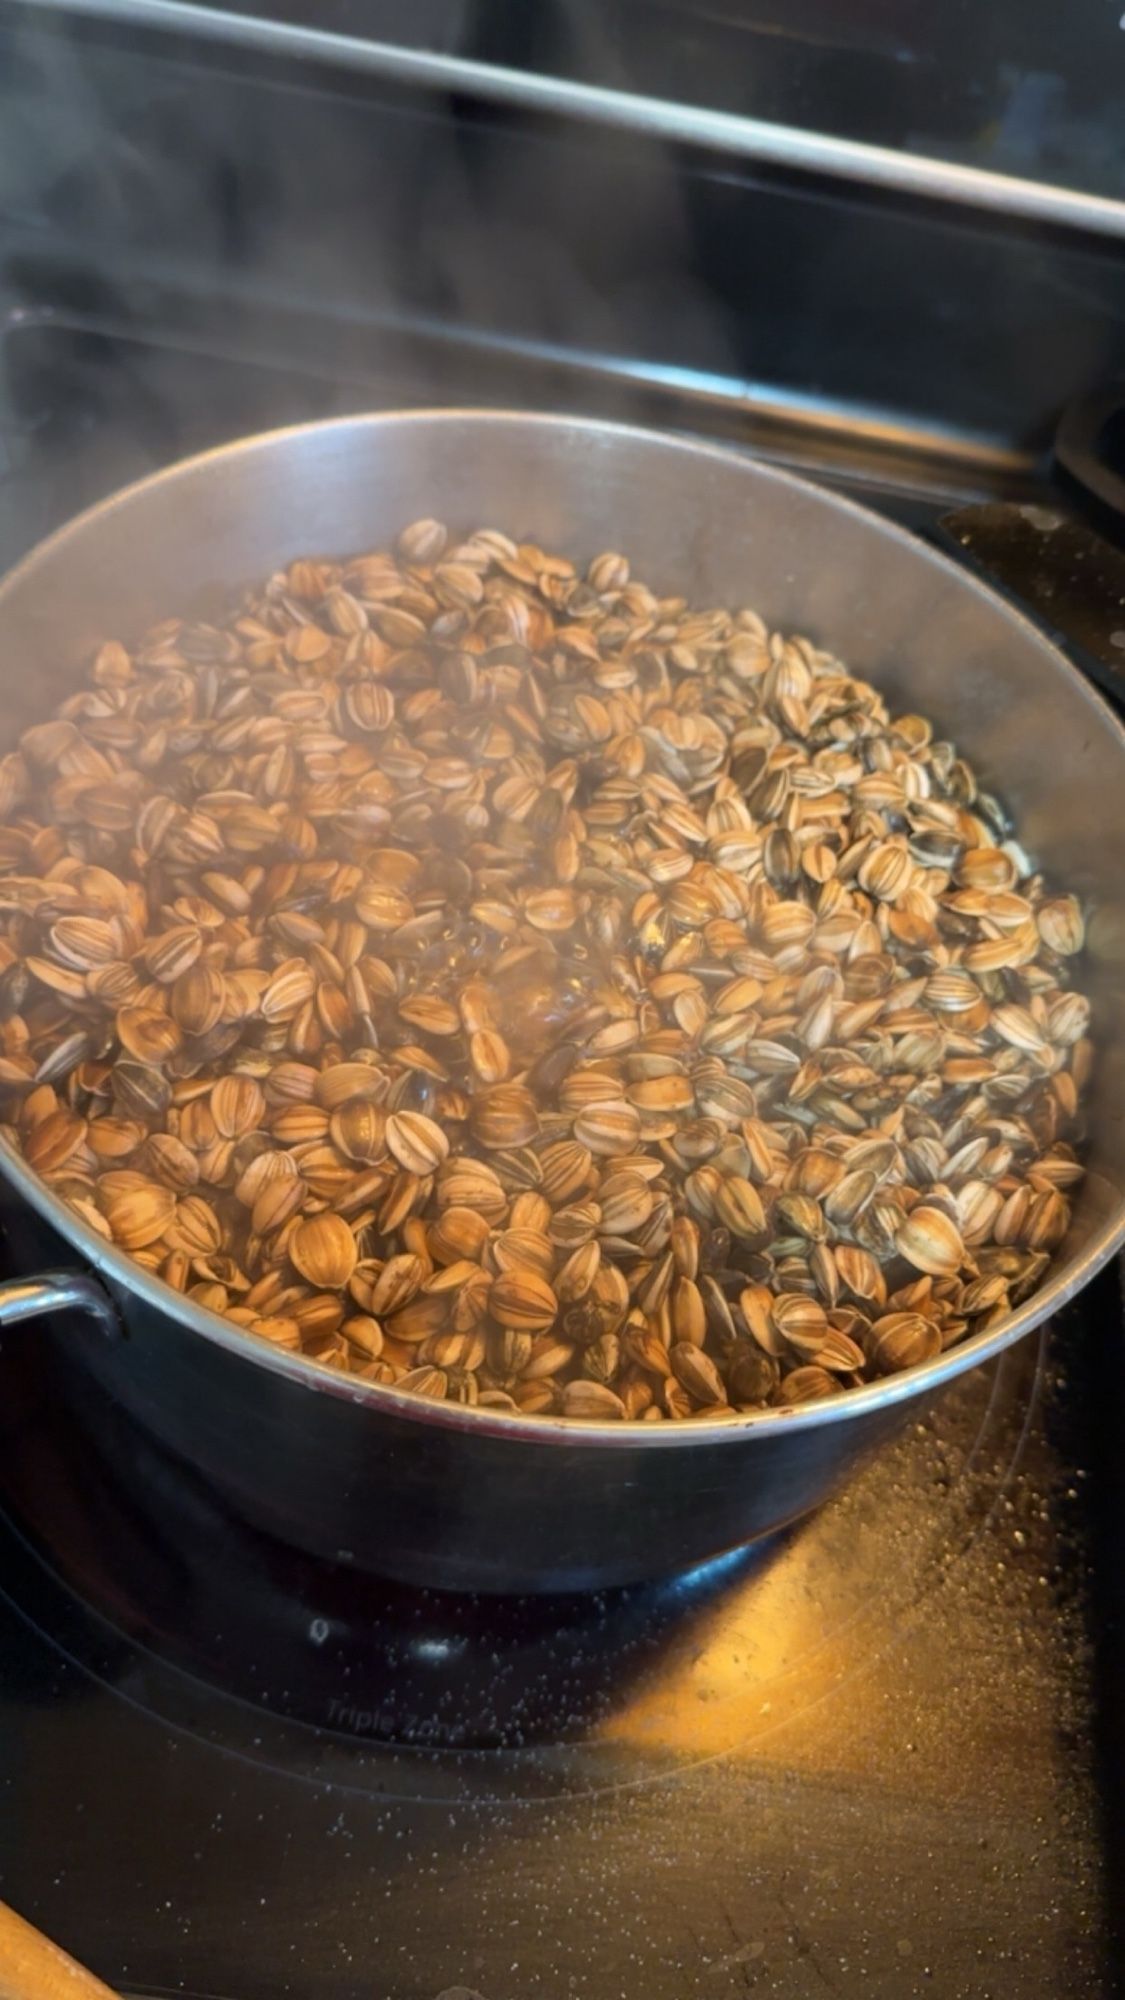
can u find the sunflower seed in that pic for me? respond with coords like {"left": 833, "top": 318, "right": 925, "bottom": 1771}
{"left": 0, "top": 517, "right": 1088, "bottom": 1424}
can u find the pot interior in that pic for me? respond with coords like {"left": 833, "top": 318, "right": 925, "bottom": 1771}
{"left": 0, "top": 411, "right": 1121, "bottom": 1369}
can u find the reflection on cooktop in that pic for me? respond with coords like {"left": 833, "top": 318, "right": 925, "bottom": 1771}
{"left": 0, "top": 1322, "right": 1046, "bottom": 1805}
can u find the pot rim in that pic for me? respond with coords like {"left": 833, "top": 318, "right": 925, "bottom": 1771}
{"left": 2, "top": 404, "right": 1122, "bottom": 1450}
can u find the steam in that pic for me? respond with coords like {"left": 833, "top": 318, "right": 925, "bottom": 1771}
{"left": 0, "top": 0, "right": 741, "bottom": 534}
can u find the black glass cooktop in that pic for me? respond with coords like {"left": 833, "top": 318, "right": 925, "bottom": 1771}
{"left": 1, "top": 1274, "right": 1120, "bottom": 1997}
{"left": 0, "top": 310, "right": 1123, "bottom": 2000}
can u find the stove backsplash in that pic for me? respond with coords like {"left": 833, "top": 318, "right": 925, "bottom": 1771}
{"left": 0, "top": 1, "right": 1124, "bottom": 502}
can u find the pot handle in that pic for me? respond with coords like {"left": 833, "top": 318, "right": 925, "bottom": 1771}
{"left": 0, "top": 1269, "right": 120, "bottom": 1337}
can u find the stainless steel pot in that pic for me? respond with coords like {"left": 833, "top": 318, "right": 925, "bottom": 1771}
{"left": 0, "top": 411, "right": 1122, "bottom": 1593}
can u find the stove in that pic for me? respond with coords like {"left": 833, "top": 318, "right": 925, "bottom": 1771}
{"left": 0, "top": 306, "right": 1122, "bottom": 2000}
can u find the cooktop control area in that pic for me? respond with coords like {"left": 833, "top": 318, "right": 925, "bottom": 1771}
{"left": 0, "top": 315, "right": 1121, "bottom": 2000}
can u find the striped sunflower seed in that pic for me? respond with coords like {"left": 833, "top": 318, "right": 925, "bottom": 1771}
{"left": 0, "top": 517, "right": 1088, "bottom": 1421}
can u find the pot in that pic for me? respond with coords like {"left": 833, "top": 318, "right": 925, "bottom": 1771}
{"left": 0, "top": 410, "right": 1121, "bottom": 1592}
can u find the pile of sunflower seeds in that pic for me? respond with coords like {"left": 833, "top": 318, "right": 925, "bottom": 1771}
{"left": 0, "top": 519, "right": 1090, "bottom": 1420}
